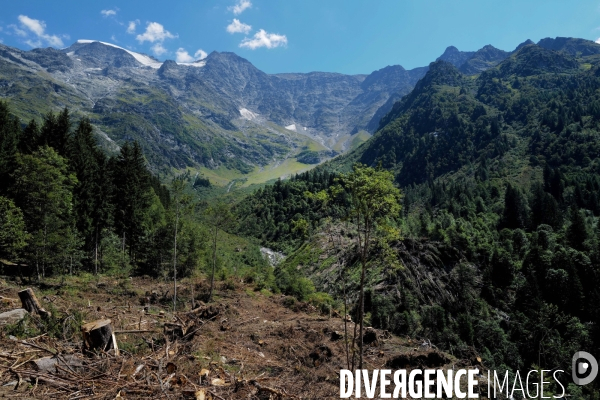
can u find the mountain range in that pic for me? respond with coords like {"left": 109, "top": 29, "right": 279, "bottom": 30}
{"left": 0, "top": 36, "right": 599, "bottom": 184}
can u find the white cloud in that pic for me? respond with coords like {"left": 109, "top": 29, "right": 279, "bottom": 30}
{"left": 17, "top": 15, "right": 64, "bottom": 47}
{"left": 229, "top": 0, "right": 251, "bottom": 15}
{"left": 151, "top": 43, "right": 167, "bottom": 56}
{"left": 194, "top": 49, "right": 207, "bottom": 60}
{"left": 18, "top": 15, "right": 44, "bottom": 36}
{"left": 25, "top": 39, "right": 42, "bottom": 48}
{"left": 110, "top": 35, "right": 118, "bottom": 42}
{"left": 126, "top": 20, "right": 139, "bottom": 34}
{"left": 176, "top": 48, "right": 208, "bottom": 63}
{"left": 227, "top": 19, "right": 251, "bottom": 34}
{"left": 239, "top": 29, "right": 287, "bottom": 50}
{"left": 596, "top": 37, "right": 600, "bottom": 44}
{"left": 8, "top": 24, "right": 27, "bottom": 37}
{"left": 176, "top": 48, "right": 194, "bottom": 63}
{"left": 101, "top": 9, "right": 117, "bottom": 17}
{"left": 136, "top": 22, "right": 176, "bottom": 43}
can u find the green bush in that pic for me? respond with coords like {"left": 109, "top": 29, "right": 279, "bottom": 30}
{"left": 307, "top": 292, "right": 335, "bottom": 314}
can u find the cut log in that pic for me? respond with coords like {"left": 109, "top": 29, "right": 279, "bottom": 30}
{"left": 82, "top": 319, "right": 120, "bottom": 356}
{"left": 18, "top": 288, "right": 50, "bottom": 319}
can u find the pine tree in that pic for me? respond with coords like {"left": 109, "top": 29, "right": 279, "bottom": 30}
{"left": 567, "top": 205, "right": 588, "bottom": 251}
{"left": 543, "top": 165, "right": 564, "bottom": 203}
{"left": 530, "top": 182, "right": 561, "bottom": 229}
{"left": 68, "top": 118, "right": 104, "bottom": 268}
{"left": 502, "top": 183, "right": 528, "bottom": 229}
{"left": 19, "top": 119, "right": 41, "bottom": 154}
{"left": 0, "top": 102, "right": 21, "bottom": 195}
{"left": 112, "top": 141, "right": 152, "bottom": 263}
{"left": 40, "top": 108, "right": 71, "bottom": 156}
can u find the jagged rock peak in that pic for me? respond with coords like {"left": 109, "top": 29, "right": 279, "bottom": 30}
{"left": 436, "top": 46, "right": 475, "bottom": 68}
{"left": 514, "top": 39, "right": 535, "bottom": 52}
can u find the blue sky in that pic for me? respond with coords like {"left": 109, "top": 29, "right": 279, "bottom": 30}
{"left": 0, "top": 0, "right": 599, "bottom": 74}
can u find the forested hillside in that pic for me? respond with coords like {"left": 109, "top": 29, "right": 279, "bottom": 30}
{"left": 235, "top": 39, "right": 600, "bottom": 396}
{"left": 0, "top": 103, "right": 273, "bottom": 292}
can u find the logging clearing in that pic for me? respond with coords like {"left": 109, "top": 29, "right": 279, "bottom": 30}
{"left": 0, "top": 276, "right": 487, "bottom": 399}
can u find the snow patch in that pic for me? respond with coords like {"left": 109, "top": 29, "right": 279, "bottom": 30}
{"left": 285, "top": 124, "right": 297, "bottom": 132}
{"left": 76, "top": 39, "right": 163, "bottom": 68}
{"left": 239, "top": 108, "right": 258, "bottom": 120}
{"left": 66, "top": 51, "right": 74, "bottom": 56}
{"left": 177, "top": 60, "right": 206, "bottom": 68}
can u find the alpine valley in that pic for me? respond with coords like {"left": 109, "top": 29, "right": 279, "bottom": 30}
{"left": 3, "top": 33, "right": 600, "bottom": 399}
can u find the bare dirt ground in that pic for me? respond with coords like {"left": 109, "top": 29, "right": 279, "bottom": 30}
{"left": 0, "top": 276, "right": 486, "bottom": 399}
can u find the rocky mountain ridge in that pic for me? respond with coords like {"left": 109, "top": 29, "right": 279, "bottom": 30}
{"left": 0, "top": 36, "right": 597, "bottom": 180}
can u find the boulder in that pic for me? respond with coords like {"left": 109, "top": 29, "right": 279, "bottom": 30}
{"left": 0, "top": 308, "right": 28, "bottom": 325}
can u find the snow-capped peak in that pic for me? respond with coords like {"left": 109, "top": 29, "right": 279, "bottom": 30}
{"left": 75, "top": 40, "right": 163, "bottom": 69}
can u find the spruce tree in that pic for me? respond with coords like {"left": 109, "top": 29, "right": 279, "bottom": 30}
{"left": 19, "top": 119, "right": 41, "bottom": 154}
{"left": 41, "top": 108, "right": 71, "bottom": 156}
{"left": 502, "top": 183, "right": 528, "bottom": 229}
{"left": 530, "top": 182, "right": 561, "bottom": 229}
{"left": 0, "top": 102, "right": 21, "bottom": 195}
{"left": 567, "top": 205, "right": 588, "bottom": 251}
{"left": 68, "top": 118, "right": 102, "bottom": 264}
{"left": 112, "top": 141, "right": 152, "bottom": 263}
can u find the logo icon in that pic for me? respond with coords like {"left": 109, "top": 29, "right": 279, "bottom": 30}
{"left": 572, "top": 351, "right": 598, "bottom": 386}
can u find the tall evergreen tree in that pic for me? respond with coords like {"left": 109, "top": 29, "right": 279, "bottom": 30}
{"left": 19, "top": 119, "right": 41, "bottom": 154}
{"left": 112, "top": 141, "right": 152, "bottom": 262}
{"left": 40, "top": 108, "right": 71, "bottom": 156}
{"left": 0, "top": 101, "right": 21, "bottom": 195}
{"left": 567, "top": 205, "right": 588, "bottom": 251}
{"left": 529, "top": 182, "right": 561, "bottom": 229}
{"left": 502, "top": 183, "right": 529, "bottom": 229}
{"left": 68, "top": 118, "right": 104, "bottom": 267}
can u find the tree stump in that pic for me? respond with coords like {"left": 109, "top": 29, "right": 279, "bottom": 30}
{"left": 82, "top": 319, "right": 120, "bottom": 356}
{"left": 18, "top": 288, "right": 50, "bottom": 319}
